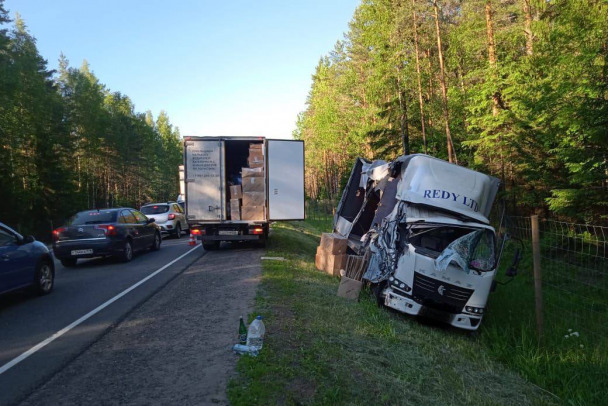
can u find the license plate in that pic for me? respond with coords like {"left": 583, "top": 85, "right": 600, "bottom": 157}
{"left": 219, "top": 231, "right": 239, "bottom": 236}
{"left": 71, "top": 249, "right": 93, "bottom": 256}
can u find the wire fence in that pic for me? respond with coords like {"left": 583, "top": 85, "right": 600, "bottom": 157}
{"left": 503, "top": 216, "right": 607, "bottom": 344}
{"left": 305, "top": 199, "right": 335, "bottom": 231}
{"left": 304, "top": 201, "right": 607, "bottom": 345}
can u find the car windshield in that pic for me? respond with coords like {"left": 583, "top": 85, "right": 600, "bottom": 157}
{"left": 67, "top": 211, "right": 117, "bottom": 225}
{"left": 141, "top": 205, "right": 170, "bottom": 215}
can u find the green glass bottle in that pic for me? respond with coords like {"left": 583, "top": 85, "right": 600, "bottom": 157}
{"left": 239, "top": 315, "right": 247, "bottom": 345}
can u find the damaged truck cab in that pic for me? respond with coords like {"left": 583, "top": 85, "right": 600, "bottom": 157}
{"left": 334, "top": 154, "right": 501, "bottom": 330}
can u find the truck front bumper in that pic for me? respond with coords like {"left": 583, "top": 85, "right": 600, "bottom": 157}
{"left": 384, "top": 288, "right": 482, "bottom": 331}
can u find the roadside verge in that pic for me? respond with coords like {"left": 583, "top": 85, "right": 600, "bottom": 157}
{"left": 228, "top": 221, "right": 556, "bottom": 406}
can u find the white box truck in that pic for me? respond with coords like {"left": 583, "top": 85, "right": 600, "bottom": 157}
{"left": 183, "top": 136, "right": 305, "bottom": 250}
{"left": 334, "top": 154, "right": 515, "bottom": 330}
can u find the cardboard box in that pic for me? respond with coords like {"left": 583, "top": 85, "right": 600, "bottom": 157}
{"left": 242, "top": 177, "right": 265, "bottom": 193}
{"left": 242, "top": 167, "right": 264, "bottom": 178}
{"left": 243, "top": 191, "right": 265, "bottom": 206}
{"left": 241, "top": 205, "right": 264, "bottom": 220}
{"left": 249, "top": 143, "right": 263, "bottom": 150}
{"left": 230, "top": 208, "right": 241, "bottom": 221}
{"left": 247, "top": 157, "right": 264, "bottom": 168}
{"left": 230, "top": 198, "right": 240, "bottom": 211}
{"left": 315, "top": 246, "right": 347, "bottom": 277}
{"left": 248, "top": 149, "right": 264, "bottom": 168}
{"left": 229, "top": 185, "right": 242, "bottom": 199}
{"left": 337, "top": 275, "right": 363, "bottom": 300}
{"left": 315, "top": 252, "right": 325, "bottom": 272}
{"left": 320, "top": 233, "right": 348, "bottom": 255}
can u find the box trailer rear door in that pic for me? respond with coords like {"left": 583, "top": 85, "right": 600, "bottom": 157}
{"left": 184, "top": 139, "right": 225, "bottom": 221}
{"left": 267, "top": 140, "right": 305, "bottom": 221}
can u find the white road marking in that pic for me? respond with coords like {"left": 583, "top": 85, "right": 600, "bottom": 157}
{"left": 0, "top": 245, "right": 202, "bottom": 376}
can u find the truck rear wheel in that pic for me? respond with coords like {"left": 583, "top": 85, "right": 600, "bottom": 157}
{"left": 202, "top": 241, "right": 220, "bottom": 251}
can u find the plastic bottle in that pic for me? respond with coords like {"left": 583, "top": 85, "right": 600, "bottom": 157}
{"left": 246, "top": 315, "right": 265, "bottom": 350}
{"left": 238, "top": 316, "right": 247, "bottom": 345}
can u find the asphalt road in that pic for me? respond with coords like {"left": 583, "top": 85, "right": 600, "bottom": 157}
{"left": 0, "top": 235, "right": 205, "bottom": 406}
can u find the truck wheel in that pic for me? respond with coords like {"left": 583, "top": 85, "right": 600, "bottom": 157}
{"left": 203, "top": 241, "right": 220, "bottom": 251}
{"left": 61, "top": 258, "right": 77, "bottom": 268}
{"left": 257, "top": 235, "right": 267, "bottom": 248}
{"left": 371, "top": 281, "right": 387, "bottom": 307}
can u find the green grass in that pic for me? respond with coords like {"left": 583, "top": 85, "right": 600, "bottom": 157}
{"left": 228, "top": 221, "right": 556, "bottom": 406}
{"left": 481, "top": 243, "right": 608, "bottom": 405}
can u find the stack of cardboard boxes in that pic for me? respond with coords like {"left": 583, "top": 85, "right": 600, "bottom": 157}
{"left": 230, "top": 143, "right": 265, "bottom": 221}
{"left": 229, "top": 185, "right": 242, "bottom": 220}
{"left": 315, "top": 233, "right": 348, "bottom": 277}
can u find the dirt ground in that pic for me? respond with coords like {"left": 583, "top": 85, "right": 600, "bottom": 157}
{"left": 20, "top": 244, "right": 262, "bottom": 406}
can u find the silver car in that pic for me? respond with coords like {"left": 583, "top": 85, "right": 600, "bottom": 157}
{"left": 140, "top": 202, "right": 188, "bottom": 238}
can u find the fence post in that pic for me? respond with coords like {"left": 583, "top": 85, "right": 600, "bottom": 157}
{"left": 531, "top": 215, "right": 544, "bottom": 342}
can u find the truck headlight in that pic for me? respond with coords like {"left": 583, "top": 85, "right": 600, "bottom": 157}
{"left": 465, "top": 306, "right": 484, "bottom": 315}
{"left": 390, "top": 277, "right": 411, "bottom": 293}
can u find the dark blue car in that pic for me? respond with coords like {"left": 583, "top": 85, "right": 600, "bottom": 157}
{"left": 0, "top": 222, "right": 55, "bottom": 296}
{"left": 53, "top": 208, "right": 161, "bottom": 267}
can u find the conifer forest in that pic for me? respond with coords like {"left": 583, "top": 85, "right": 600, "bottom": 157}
{"left": 1, "top": 0, "right": 607, "bottom": 239}
{"left": 0, "top": 3, "right": 182, "bottom": 238}
{"left": 295, "top": 0, "right": 607, "bottom": 223}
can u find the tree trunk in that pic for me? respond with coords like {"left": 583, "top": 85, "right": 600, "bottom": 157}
{"left": 397, "top": 75, "right": 410, "bottom": 155}
{"left": 522, "top": 0, "right": 533, "bottom": 56}
{"left": 433, "top": 0, "right": 457, "bottom": 164}
{"left": 485, "top": 1, "right": 500, "bottom": 117}
{"left": 412, "top": 0, "right": 427, "bottom": 154}
{"left": 486, "top": 0, "right": 505, "bottom": 183}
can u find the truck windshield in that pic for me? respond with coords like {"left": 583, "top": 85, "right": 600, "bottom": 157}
{"left": 408, "top": 225, "right": 496, "bottom": 272}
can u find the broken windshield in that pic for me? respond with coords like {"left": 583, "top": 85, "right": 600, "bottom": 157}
{"left": 407, "top": 225, "right": 496, "bottom": 272}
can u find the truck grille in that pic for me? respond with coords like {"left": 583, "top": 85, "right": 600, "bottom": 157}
{"left": 412, "top": 272, "right": 473, "bottom": 314}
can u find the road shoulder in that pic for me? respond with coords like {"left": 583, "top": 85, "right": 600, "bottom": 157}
{"left": 20, "top": 245, "right": 262, "bottom": 406}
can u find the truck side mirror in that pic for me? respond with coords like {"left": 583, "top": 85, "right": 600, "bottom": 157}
{"left": 505, "top": 248, "right": 522, "bottom": 277}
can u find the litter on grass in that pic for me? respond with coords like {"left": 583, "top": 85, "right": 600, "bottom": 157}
{"left": 261, "top": 257, "right": 286, "bottom": 261}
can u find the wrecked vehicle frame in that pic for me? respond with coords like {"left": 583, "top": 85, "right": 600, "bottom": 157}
{"left": 334, "top": 154, "right": 511, "bottom": 330}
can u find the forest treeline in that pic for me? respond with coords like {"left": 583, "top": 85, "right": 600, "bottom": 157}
{"left": 0, "top": 3, "right": 181, "bottom": 238}
{"left": 294, "top": 0, "right": 608, "bottom": 223}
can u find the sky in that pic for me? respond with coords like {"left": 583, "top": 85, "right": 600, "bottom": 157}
{"left": 4, "top": 0, "right": 359, "bottom": 139}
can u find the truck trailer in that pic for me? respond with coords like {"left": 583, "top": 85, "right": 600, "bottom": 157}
{"left": 334, "top": 154, "right": 513, "bottom": 330}
{"left": 183, "top": 137, "right": 305, "bottom": 250}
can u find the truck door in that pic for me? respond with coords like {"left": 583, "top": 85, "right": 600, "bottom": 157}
{"left": 184, "top": 139, "right": 225, "bottom": 221}
{"left": 267, "top": 140, "right": 305, "bottom": 221}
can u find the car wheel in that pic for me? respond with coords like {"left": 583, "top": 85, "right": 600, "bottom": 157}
{"left": 174, "top": 223, "right": 182, "bottom": 239}
{"left": 61, "top": 258, "right": 77, "bottom": 268}
{"left": 151, "top": 232, "right": 161, "bottom": 251}
{"left": 202, "top": 241, "right": 220, "bottom": 251}
{"left": 121, "top": 240, "right": 133, "bottom": 262}
{"left": 35, "top": 260, "right": 54, "bottom": 295}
